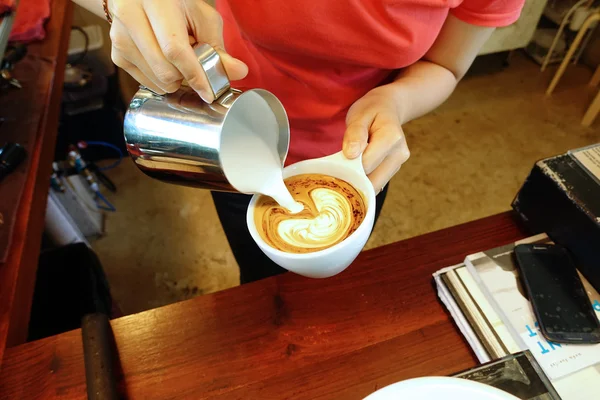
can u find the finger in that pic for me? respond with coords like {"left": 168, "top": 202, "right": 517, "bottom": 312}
{"left": 117, "top": 3, "right": 184, "bottom": 93}
{"left": 119, "top": 39, "right": 181, "bottom": 93}
{"left": 114, "top": 55, "right": 165, "bottom": 95}
{"left": 368, "top": 153, "right": 402, "bottom": 194}
{"left": 110, "top": 20, "right": 179, "bottom": 93}
{"left": 216, "top": 48, "right": 249, "bottom": 81}
{"left": 367, "top": 138, "right": 410, "bottom": 191}
{"left": 362, "top": 118, "right": 405, "bottom": 174}
{"left": 143, "top": 0, "right": 218, "bottom": 101}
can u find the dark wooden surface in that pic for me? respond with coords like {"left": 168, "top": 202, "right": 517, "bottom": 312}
{"left": 0, "top": 212, "right": 527, "bottom": 399}
{"left": 0, "top": 0, "right": 73, "bottom": 364}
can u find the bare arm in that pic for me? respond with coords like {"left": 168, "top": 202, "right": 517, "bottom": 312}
{"left": 392, "top": 15, "right": 495, "bottom": 125}
{"left": 70, "top": 0, "right": 247, "bottom": 102}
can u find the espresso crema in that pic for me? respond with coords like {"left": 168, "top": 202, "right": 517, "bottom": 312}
{"left": 253, "top": 174, "right": 366, "bottom": 253}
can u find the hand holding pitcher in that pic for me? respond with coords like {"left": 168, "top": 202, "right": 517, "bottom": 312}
{"left": 106, "top": 0, "right": 248, "bottom": 102}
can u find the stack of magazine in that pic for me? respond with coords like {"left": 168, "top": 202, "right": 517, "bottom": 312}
{"left": 434, "top": 234, "right": 600, "bottom": 400}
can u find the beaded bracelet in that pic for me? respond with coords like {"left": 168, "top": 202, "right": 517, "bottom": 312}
{"left": 102, "top": 0, "right": 113, "bottom": 24}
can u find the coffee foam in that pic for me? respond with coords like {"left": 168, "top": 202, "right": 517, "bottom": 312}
{"left": 254, "top": 174, "right": 366, "bottom": 253}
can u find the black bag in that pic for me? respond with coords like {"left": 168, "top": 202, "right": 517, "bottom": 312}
{"left": 28, "top": 242, "right": 113, "bottom": 341}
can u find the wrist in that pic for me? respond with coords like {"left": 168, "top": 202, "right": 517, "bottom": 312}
{"left": 376, "top": 81, "right": 410, "bottom": 125}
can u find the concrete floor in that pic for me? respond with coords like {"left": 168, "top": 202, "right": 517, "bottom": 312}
{"left": 93, "top": 52, "right": 599, "bottom": 316}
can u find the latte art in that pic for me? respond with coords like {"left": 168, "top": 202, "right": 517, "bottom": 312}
{"left": 277, "top": 188, "right": 352, "bottom": 249}
{"left": 254, "top": 174, "right": 366, "bottom": 253}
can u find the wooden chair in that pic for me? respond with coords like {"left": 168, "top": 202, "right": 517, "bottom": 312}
{"left": 582, "top": 65, "right": 600, "bottom": 126}
{"left": 541, "top": 0, "right": 592, "bottom": 72}
{"left": 546, "top": 9, "right": 600, "bottom": 126}
{"left": 546, "top": 9, "right": 600, "bottom": 95}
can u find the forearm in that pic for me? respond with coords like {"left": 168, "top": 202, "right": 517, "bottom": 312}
{"left": 72, "top": 0, "right": 106, "bottom": 19}
{"left": 388, "top": 60, "right": 458, "bottom": 125}
{"left": 384, "top": 14, "right": 494, "bottom": 125}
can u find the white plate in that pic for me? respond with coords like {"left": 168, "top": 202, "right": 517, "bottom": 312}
{"left": 364, "top": 377, "right": 520, "bottom": 400}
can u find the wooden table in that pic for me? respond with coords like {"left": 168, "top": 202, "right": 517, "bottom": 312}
{"left": 0, "top": 212, "right": 528, "bottom": 399}
{"left": 0, "top": 0, "right": 72, "bottom": 365}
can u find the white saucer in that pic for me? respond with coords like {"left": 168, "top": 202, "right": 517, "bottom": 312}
{"left": 364, "top": 377, "right": 520, "bottom": 400}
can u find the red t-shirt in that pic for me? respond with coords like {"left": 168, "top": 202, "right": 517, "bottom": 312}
{"left": 217, "top": 0, "right": 524, "bottom": 165}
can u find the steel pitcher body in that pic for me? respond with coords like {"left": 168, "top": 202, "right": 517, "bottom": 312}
{"left": 123, "top": 44, "right": 290, "bottom": 192}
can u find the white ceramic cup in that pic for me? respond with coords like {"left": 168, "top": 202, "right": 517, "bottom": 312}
{"left": 246, "top": 151, "right": 376, "bottom": 278}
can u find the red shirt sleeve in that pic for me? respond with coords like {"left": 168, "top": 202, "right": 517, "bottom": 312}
{"left": 451, "top": 0, "right": 526, "bottom": 28}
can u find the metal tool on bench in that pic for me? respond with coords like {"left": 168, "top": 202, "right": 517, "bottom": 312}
{"left": 1, "top": 43, "right": 27, "bottom": 89}
{"left": 0, "top": 142, "right": 26, "bottom": 183}
{"left": 81, "top": 313, "right": 120, "bottom": 400}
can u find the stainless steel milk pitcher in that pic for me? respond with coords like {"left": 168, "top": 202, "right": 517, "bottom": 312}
{"left": 123, "top": 44, "right": 290, "bottom": 192}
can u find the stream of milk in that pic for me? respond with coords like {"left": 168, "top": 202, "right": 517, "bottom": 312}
{"left": 219, "top": 92, "right": 303, "bottom": 213}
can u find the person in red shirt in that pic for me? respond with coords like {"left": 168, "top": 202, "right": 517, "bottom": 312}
{"left": 76, "top": 0, "right": 524, "bottom": 283}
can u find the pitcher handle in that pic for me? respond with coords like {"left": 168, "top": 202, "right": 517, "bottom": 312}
{"left": 190, "top": 44, "right": 231, "bottom": 100}
{"left": 320, "top": 151, "right": 367, "bottom": 176}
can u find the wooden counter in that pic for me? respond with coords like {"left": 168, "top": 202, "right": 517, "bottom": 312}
{"left": 0, "top": 0, "right": 73, "bottom": 365}
{"left": 0, "top": 212, "right": 527, "bottom": 399}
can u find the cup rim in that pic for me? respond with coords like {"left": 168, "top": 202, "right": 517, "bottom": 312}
{"left": 246, "top": 159, "right": 376, "bottom": 260}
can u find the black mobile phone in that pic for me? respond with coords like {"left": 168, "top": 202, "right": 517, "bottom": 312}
{"left": 514, "top": 243, "right": 600, "bottom": 344}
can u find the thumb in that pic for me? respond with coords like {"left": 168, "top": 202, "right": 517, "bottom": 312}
{"left": 218, "top": 51, "right": 249, "bottom": 81}
{"left": 343, "top": 116, "right": 369, "bottom": 160}
{"left": 187, "top": 37, "right": 248, "bottom": 83}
